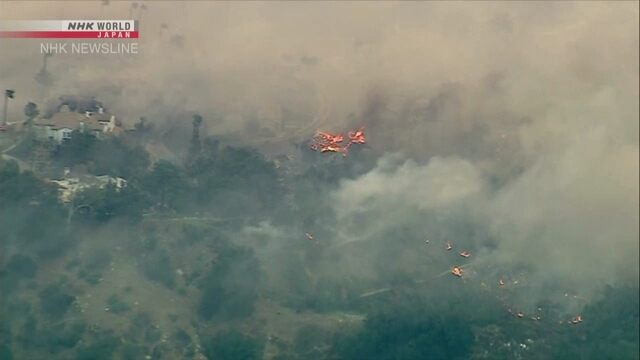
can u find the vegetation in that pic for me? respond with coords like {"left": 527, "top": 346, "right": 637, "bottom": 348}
{"left": 53, "top": 132, "right": 150, "bottom": 179}
{"left": 74, "top": 329, "right": 122, "bottom": 360}
{"left": 38, "top": 281, "right": 75, "bottom": 319}
{"left": 201, "top": 330, "right": 264, "bottom": 360}
{"left": 24, "top": 102, "right": 40, "bottom": 125}
{"left": 106, "top": 294, "right": 131, "bottom": 314}
{"left": 141, "top": 247, "right": 176, "bottom": 289}
{"left": 3, "top": 254, "right": 38, "bottom": 279}
{"left": 197, "top": 240, "right": 261, "bottom": 320}
{"left": 0, "top": 158, "right": 74, "bottom": 259}
{"left": 332, "top": 304, "right": 474, "bottom": 360}
{"left": 1, "top": 102, "right": 637, "bottom": 360}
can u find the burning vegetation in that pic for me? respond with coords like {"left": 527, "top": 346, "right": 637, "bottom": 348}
{"left": 308, "top": 126, "right": 367, "bottom": 155}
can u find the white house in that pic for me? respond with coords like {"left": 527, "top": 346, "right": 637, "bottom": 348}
{"left": 49, "top": 174, "right": 128, "bottom": 203}
{"left": 33, "top": 104, "right": 123, "bottom": 144}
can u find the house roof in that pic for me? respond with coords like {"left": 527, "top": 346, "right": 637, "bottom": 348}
{"left": 94, "top": 112, "right": 114, "bottom": 123}
{"left": 34, "top": 105, "right": 113, "bottom": 131}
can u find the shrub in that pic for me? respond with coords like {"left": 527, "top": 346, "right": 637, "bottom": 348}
{"left": 4, "top": 254, "right": 38, "bottom": 279}
{"left": 106, "top": 294, "right": 131, "bottom": 314}
{"left": 141, "top": 247, "right": 176, "bottom": 289}
{"left": 38, "top": 283, "right": 75, "bottom": 319}
{"left": 201, "top": 330, "right": 263, "bottom": 360}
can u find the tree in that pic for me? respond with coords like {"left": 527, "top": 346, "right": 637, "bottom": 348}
{"left": 0, "top": 158, "right": 57, "bottom": 208}
{"left": 23, "top": 102, "right": 40, "bottom": 140}
{"left": 29, "top": 140, "right": 55, "bottom": 177}
{"left": 24, "top": 102, "right": 39, "bottom": 124}
{"left": 3, "top": 89, "right": 15, "bottom": 126}
{"left": 1, "top": 159, "right": 70, "bottom": 258}
{"left": 65, "top": 180, "right": 147, "bottom": 230}
{"left": 186, "top": 141, "right": 283, "bottom": 211}
{"left": 159, "top": 23, "right": 168, "bottom": 38}
{"left": 100, "top": 0, "right": 109, "bottom": 16}
{"left": 137, "top": 3, "right": 147, "bottom": 21}
{"left": 35, "top": 52, "right": 54, "bottom": 86}
{"left": 53, "top": 130, "right": 98, "bottom": 169}
{"left": 142, "top": 160, "right": 188, "bottom": 211}
{"left": 4, "top": 254, "right": 38, "bottom": 279}
{"left": 188, "top": 114, "right": 203, "bottom": 163}
{"left": 197, "top": 243, "right": 261, "bottom": 320}
{"left": 39, "top": 283, "right": 75, "bottom": 319}
{"left": 201, "top": 330, "right": 263, "bottom": 360}
{"left": 579, "top": 285, "right": 640, "bottom": 359}
{"left": 332, "top": 305, "right": 474, "bottom": 360}
{"left": 134, "top": 116, "right": 152, "bottom": 142}
{"left": 134, "top": 116, "right": 146, "bottom": 131}
{"left": 129, "top": 2, "right": 138, "bottom": 19}
{"left": 66, "top": 187, "right": 103, "bottom": 232}
{"left": 91, "top": 137, "right": 150, "bottom": 178}
{"left": 95, "top": 182, "right": 147, "bottom": 224}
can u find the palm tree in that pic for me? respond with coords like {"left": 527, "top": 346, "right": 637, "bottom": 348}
{"left": 41, "top": 51, "right": 53, "bottom": 72}
{"left": 35, "top": 51, "right": 54, "bottom": 86}
{"left": 24, "top": 102, "right": 39, "bottom": 125}
{"left": 188, "top": 115, "right": 203, "bottom": 162}
{"left": 3, "top": 90, "right": 15, "bottom": 126}
{"left": 100, "top": 0, "right": 110, "bottom": 17}
{"left": 137, "top": 3, "right": 147, "bottom": 21}
{"left": 181, "top": 2, "right": 188, "bottom": 35}
{"left": 159, "top": 23, "right": 168, "bottom": 39}
{"left": 129, "top": 2, "right": 138, "bottom": 19}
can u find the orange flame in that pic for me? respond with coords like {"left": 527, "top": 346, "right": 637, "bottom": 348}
{"left": 452, "top": 266, "right": 463, "bottom": 277}
{"left": 309, "top": 126, "right": 366, "bottom": 155}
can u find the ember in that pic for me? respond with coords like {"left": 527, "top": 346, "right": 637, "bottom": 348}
{"left": 452, "top": 266, "right": 463, "bottom": 277}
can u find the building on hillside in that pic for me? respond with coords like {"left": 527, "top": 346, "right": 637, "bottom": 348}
{"left": 33, "top": 104, "right": 124, "bottom": 144}
{"left": 49, "top": 174, "right": 128, "bottom": 203}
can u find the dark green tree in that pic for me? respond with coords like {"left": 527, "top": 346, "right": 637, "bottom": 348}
{"left": 188, "top": 142, "right": 283, "bottom": 210}
{"left": 39, "top": 283, "right": 75, "bottom": 319}
{"left": 201, "top": 330, "right": 263, "bottom": 360}
{"left": 578, "top": 285, "right": 640, "bottom": 360}
{"left": 142, "top": 160, "right": 189, "bottom": 211}
{"left": 0, "top": 159, "right": 46, "bottom": 206}
{"left": 188, "top": 114, "right": 203, "bottom": 163}
{"left": 197, "top": 242, "right": 261, "bottom": 320}
{"left": 3, "top": 254, "right": 38, "bottom": 279}
{"left": 1, "top": 159, "right": 69, "bottom": 258}
{"left": 3, "top": 89, "right": 15, "bottom": 126}
{"left": 332, "top": 304, "right": 474, "bottom": 360}
{"left": 92, "top": 137, "right": 150, "bottom": 178}
{"left": 65, "top": 178, "right": 147, "bottom": 227}
{"left": 134, "top": 117, "right": 147, "bottom": 131}
{"left": 54, "top": 130, "right": 98, "bottom": 168}
{"left": 24, "top": 102, "right": 39, "bottom": 125}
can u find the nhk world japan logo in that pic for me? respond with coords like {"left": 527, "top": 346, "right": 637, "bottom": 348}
{"left": 0, "top": 20, "right": 139, "bottom": 38}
